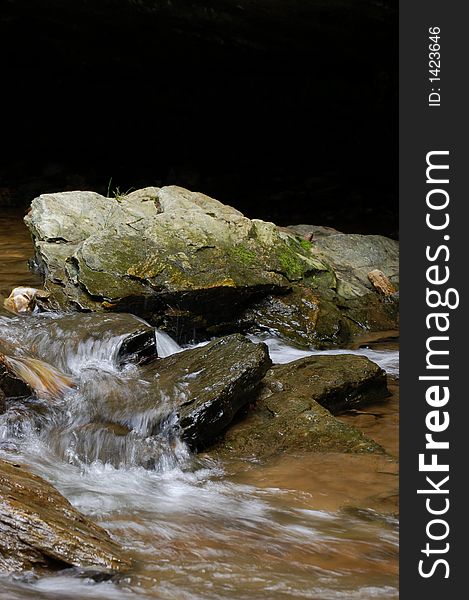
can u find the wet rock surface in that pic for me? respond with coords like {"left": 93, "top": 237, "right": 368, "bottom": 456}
{"left": 1, "top": 330, "right": 271, "bottom": 465}
{"left": 271, "top": 354, "right": 389, "bottom": 414}
{"left": 25, "top": 186, "right": 399, "bottom": 346}
{"left": 0, "top": 459, "right": 131, "bottom": 574}
{"left": 239, "top": 286, "right": 323, "bottom": 348}
{"left": 208, "top": 354, "right": 388, "bottom": 460}
{"left": 71, "top": 334, "right": 272, "bottom": 458}
{"left": 0, "top": 365, "right": 31, "bottom": 402}
{"left": 156, "top": 335, "right": 272, "bottom": 449}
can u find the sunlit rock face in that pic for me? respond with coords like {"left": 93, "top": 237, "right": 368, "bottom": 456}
{"left": 24, "top": 186, "right": 325, "bottom": 331}
{"left": 24, "top": 185, "right": 398, "bottom": 345}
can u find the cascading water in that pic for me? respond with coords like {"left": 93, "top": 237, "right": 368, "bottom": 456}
{"left": 0, "top": 312, "right": 399, "bottom": 599}
{"left": 0, "top": 312, "right": 191, "bottom": 472}
{"left": 155, "top": 329, "right": 183, "bottom": 358}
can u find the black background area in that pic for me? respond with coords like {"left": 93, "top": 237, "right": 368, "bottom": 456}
{"left": 1, "top": 0, "right": 397, "bottom": 235}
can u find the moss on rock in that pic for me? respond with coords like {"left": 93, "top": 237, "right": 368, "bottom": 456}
{"left": 25, "top": 187, "right": 399, "bottom": 343}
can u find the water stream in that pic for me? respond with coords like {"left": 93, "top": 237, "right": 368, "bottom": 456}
{"left": 0, "top": 213, "right": 398, "bottom": 599}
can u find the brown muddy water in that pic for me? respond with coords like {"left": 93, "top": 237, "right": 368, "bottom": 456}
{"left": 0, "top": 213, "right": 398, "bottom": 599}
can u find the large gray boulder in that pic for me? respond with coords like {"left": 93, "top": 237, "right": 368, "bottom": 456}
{"left": 25, "top": 187, "right": 324, "bottom": 334}
{"left": 0, "top": 460, "right": 131, "bottom": 574}
{"left": 25, "top": 186, "right": 399, "bottom": 346}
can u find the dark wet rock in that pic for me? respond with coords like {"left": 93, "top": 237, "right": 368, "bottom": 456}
{"left": 0, "top": 334, "right": 33, "bottom": 400}
{"left": 36, "top": 334, "right": 271, "bottom": 467}
{"left": 239, "top": 285, "right": 361, "bottom": 349}
{"left": 0, "top": 459, "right": 131, "bottom": 574}
{"left": 156, "top": 334, "right": 272, "bottom": 449}
{"left": 93, "top": 334, "right": 271, "bottom": 452}
{"left": 239, "top": 286, "right": 323, "bottom": 348}
{"left": 271, "top": 354, "right": 389, "bottom": 414}
{"left": 0, "top": 366, "right": 31, "bottom": 401}
{"left": 208, "top": 354, "right": 388, "bottom": 460}
{"left": 240, "top": 230, "right": 399, "bottom": 347}
{"left": 240, "top": 286, "right": 399, "bottom": 350}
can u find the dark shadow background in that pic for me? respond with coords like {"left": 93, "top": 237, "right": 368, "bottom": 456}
{"left": 1, "top": 0, "right": 397, "bottom": 236}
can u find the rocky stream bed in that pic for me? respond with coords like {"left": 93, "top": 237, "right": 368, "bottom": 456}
{"left": 0, "top": 189, "right": 399, "bottom": 598}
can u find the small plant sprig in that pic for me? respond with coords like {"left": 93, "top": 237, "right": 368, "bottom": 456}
{"left": 106, "top": 177, "right": 134, "bottom": 201}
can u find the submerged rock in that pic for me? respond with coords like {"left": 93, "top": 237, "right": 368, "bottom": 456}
{"left": 0, "top": 363, "right": 31, "bottom": 401}
{"left": 208, "top": 354, "right": 388, "bottom": 460}
{"left": 0, "top": 460, "right": 131, "bottom": 574}
{"left": 24, "top": 186, "right": 398, "bottom": 345}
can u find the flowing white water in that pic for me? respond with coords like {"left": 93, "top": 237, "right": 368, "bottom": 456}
{"left": 0, "top": 313, "right": 190, "bottom": 470}
{"left": 248, "top": 334, "right": 400, "bottom": 376}
{"left": 155, "top": 329, "right": 184, "bottom": 358}
{"left": 0, "top": 311, "right": 398, "bottom": 599}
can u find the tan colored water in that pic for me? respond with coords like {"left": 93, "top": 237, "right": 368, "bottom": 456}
{"left": 0, "top": 213, "right": 43, "bottom": 301}
{"left": 0, "top": 213, "right": 398, "bottom": 599}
